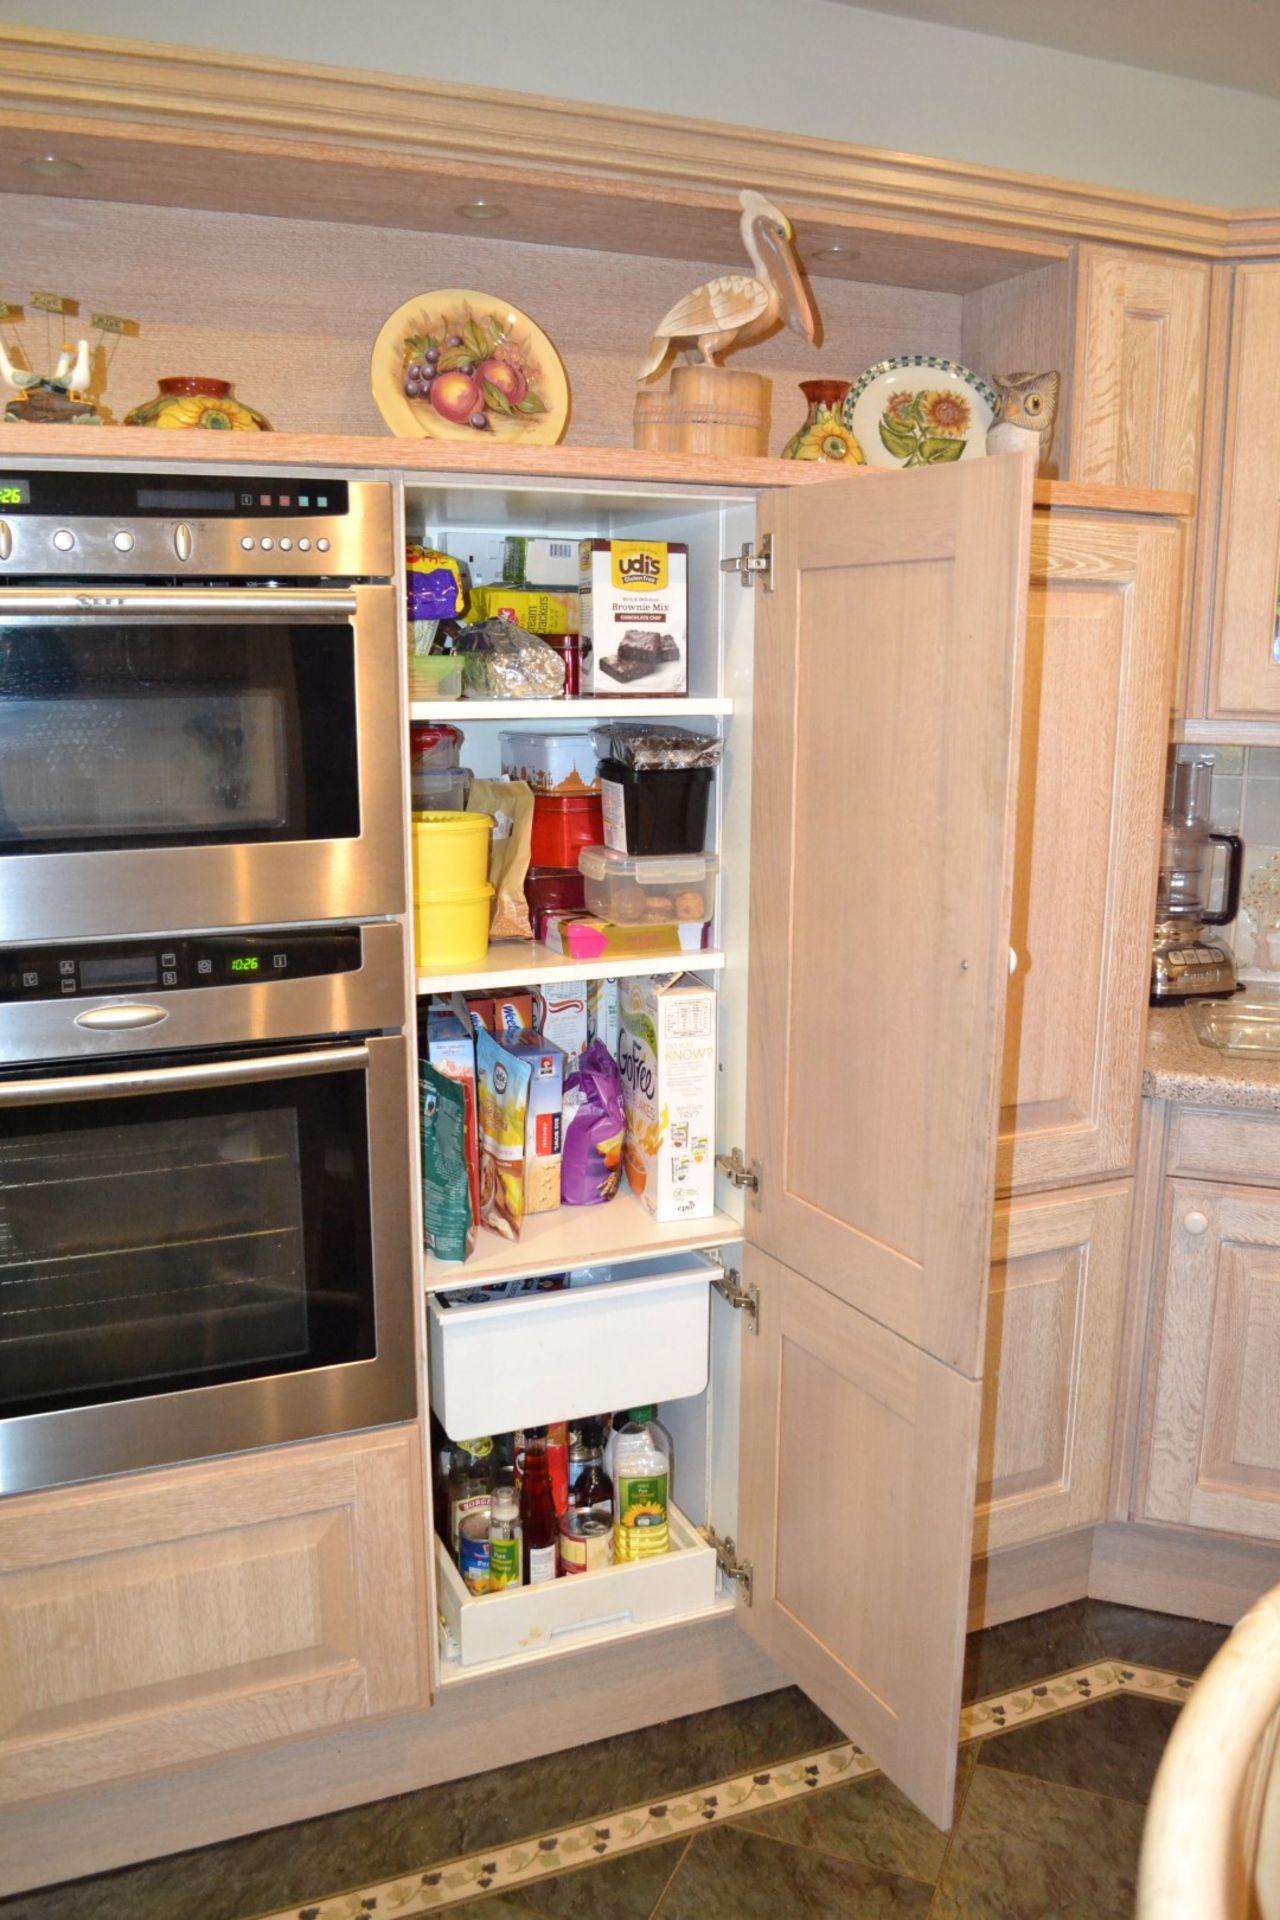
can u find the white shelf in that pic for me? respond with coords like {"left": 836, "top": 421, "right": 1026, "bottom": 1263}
{"left": 416, "top": 941, "right": 724, "bottom": 994}
{"left": 426, "top": 1191, "right": 741, "bottom": 1289}
{"left": 409, "top": 697, "right": 733, "bottom": 722}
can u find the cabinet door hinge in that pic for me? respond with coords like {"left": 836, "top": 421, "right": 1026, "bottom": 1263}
{"left": 720, "top": 533, "right": 773, "bottom": 592}
{"left": 709, "top": 1258, "right": 759, "bottom": 1333}
{"left": 716, "top": 1146, "right": 761, "bottom": 1203}
{"left": 701, "top": 1525, "right": 753, "bottom": 1605}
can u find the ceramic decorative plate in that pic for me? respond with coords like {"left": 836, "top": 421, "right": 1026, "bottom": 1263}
{"left": 842, "top": 355, "right": 996, "bottom": 468}
{"left": 371, "top": 289, "right": 569, "bottom": 445}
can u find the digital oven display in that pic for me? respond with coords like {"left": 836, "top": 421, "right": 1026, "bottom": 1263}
{"left": 78, "top": 954, "right": 161, "bottom": 992}
{"left": 0, "top": 481, "right": 31, "bottom": 506}
{"left": 136, "top": 486, "right": 237, "bottom": 513}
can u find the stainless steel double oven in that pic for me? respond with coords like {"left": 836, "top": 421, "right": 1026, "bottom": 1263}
{"left": 0, "top": 469, "right": 417, "bottom": 1494}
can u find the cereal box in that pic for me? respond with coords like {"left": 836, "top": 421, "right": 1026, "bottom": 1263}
{"left": 616, "top": 973, "right": 715, "bottom": 1221}
{"left": 579, "top": 539, "right": 688, "bottom": 696}
{"left": 533, "top": 980, "right": 588, "bottom": 1073}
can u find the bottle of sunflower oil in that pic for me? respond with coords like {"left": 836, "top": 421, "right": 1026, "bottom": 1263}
{"left": 612, "top": 1406, "right": 670, "bottom": 1561}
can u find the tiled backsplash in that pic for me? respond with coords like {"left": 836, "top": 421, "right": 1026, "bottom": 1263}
{"left": 1194, "top": 745, "right": 1280, "bottom": 978}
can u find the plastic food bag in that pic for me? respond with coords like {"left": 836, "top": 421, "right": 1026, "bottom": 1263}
{"left": 588, "top": 722, "right": 723, "bottom": 770}
{"left": 406, "top": 544, "right": 465, "bottom": 655}
{"left": 459, "top": 617, "right": 567, "bottom": 700}
{"left": 467, "top": 777, "right": 535, "bottom": 941}
{"left": 421, "top": 1060, "right": 474, "bottom": 1261}
{"left": 560, "top": 1040, "right": 627, "bottom": 1207}
{"left": 476, "top": 1024, "right": 532, "bottom": 1240}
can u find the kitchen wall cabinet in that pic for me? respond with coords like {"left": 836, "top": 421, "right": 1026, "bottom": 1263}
{"left": 974, "top": 1182, "right": 1130, "bottom": 1556}
{"left": 0, "top": 1426, "right": 429, "bottom": 1807}
{"left": 996, "top": 507, "right": 1182, "bottom": 1194}
{"left": 1201, "top": 265, "right": 1280, "bottom": 721}
{"left": 1069, "top": 248, "right": 1211, "bottom": 496}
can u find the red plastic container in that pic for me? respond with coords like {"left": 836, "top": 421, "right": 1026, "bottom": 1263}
{"left": 524, "top": 865, "right": 587, "bottom": 930}
{"left": 531, "top": 792, "right": 604, "bottom": 868}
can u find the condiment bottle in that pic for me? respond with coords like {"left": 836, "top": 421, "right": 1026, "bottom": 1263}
{"left": 447, "top": 1436, "right": 495, "bottom": 1559}
{"left": 519, "top": 1426, "right": 560, "bottom": 1585}
{"left": 570, "top": 1418, "right": 613, "bottom": 1527}
{"left": 547, "top": 1421, "right": 570, "bottom": 1517}
{"left": 612, "top": 1407, "right": 670, "bottom": 1561}
{"left": 488, "top": 1485, "right": 523, "bottom": 1591}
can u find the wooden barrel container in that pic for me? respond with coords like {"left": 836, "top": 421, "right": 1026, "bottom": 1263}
{"left": 668, "top": 364, "right": 771, "bottom": 457}
{"left": 633, "top": 383, "right": 677, "bottom": 451}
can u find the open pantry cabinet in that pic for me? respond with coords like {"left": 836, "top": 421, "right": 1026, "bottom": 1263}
{"left": 406, "top": 450, "right": 1034, "bottom": 1829}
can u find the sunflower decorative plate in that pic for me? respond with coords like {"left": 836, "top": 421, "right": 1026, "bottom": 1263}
{"left": 371, "top": 289, "right": 569, "bottom": 445}
{"left": 842, "top": 356, "right": 996, "bottom": 468}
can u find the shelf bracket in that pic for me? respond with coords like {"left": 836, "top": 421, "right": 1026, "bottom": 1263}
{"left": 720, "top": 533, "right": 773, "bottom": 592}
{"left": 710, "top": 1260, "right": 759, "bottom": 1334}
{"left": 702, "top": 1525, "right": 753, "bottom": 1606}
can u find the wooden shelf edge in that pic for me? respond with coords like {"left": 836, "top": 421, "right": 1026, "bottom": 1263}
{"left": 426, "top": 1194, "right": 742, "bottom": 1288}
{"left": 416, "top": 946, "right": 726, "bottom": 994}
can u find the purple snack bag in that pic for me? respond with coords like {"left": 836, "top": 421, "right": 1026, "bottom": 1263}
{"left": 560, "top": 1040, "right": 627, "bottom": 1207}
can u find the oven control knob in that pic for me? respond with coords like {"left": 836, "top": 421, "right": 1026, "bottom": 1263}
{"left": 0, "top": 521, "right": 10, "bottom": 561}
{"left": 173, "top": 521, "right": 193, "bottom": 562}
{"left": 113, "top": 530, "right": 135, "bottom": 553}
{"left": 52, "top": 528, "right": 75, "bottom": 551}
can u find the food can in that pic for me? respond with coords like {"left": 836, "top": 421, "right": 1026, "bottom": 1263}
{"left": 541, "top": 632, "right": 585, "bottom": 698}
{"left": 559, "top": 1512, "right": 613, "bottom": 1576}
{"left": 459, "top": 1511, "right": 491, "bottom": 1594}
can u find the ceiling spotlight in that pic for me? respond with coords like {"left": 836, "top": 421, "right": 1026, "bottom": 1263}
{"left": 456, "top": 199, "right": 507, "bottom": 221}
{"left": 809, "top": 244, "right": 859, "bottom": 264}
{"left": 22, "top": 153, "right": 84, "bottom": 178}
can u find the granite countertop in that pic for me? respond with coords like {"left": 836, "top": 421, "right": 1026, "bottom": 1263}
{"left": 1145, "top": 1004, "right": 1280, "bottom": 1111}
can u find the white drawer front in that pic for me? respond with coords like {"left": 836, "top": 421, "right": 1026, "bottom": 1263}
{"left": 427, "top": 1258, "right": 713, "bottom": 1441}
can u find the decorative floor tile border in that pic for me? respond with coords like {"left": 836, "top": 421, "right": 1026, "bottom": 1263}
{"left": 255, "top": 1660, "right": 1195, "bottom": 1920}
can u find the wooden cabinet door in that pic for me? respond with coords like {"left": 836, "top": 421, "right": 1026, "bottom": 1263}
{"left": 1142, "top": 1183, "right": 1280, "bottom": 1542}
{"left": 736, "top": 454, "right": 1033, "bottom": 1827}
{"left": 997, "top": 506, "right": 1180, "bottom": 1195}
{"left": 974, "top": 1182, "right": 1130, "bottom": 1556}
{"left": 0, "top": 1427, "right": 429, "bottom": 1805}
{"left": 1208, "top": 265, "right": 1280, "bottom": 718}
{"left": 1070, "top": 248, "right": 1210, "bottom": 494}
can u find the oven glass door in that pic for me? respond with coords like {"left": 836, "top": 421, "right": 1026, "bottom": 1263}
{"left": 0, "top": 1036, "right": 416, "bottom": 1492}
{"left": 0, "top": 586, "right": 403, "bottom": 940}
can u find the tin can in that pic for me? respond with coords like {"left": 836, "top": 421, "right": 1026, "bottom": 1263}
{"left": 542, "top": 632, "right": 585, "bottom": 698}
{"left": 459, "top": 1511, "right": 491, "bottom": 1594}
{"left": 559, "top": 1512, "right": 613, "bottom": 1576}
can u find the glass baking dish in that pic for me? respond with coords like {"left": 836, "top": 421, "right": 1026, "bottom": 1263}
{"left": 1192, "top": 989, "right": 1280, "bottom": 1056}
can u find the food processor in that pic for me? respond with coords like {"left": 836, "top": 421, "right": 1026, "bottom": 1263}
{"left": 1151, "top": 754, "right": 1244, "bottom": 1004}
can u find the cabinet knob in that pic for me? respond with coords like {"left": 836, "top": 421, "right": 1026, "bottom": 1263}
{"left": 1008, "top": 948, "right": 1019, "bottom": 976}
{"left": 1183, "top": 1209, "right": 1209, "bottom": 1236}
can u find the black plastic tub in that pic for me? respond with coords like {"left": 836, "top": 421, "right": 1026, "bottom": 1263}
{"left": 598, "top": 758, "right": 713, "bottom": 855}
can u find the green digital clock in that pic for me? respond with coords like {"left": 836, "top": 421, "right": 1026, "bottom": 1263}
{"left": 0, "top": 482, "right": 30, "bottom": 506}
{"left": 230, "top": 956, "right": 261, "bottom": 972}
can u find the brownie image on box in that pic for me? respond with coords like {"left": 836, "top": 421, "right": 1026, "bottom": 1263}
{"left": 599, "top": 652, "right": 658, "bottom": 683}
{"left": 618, "top": 629, "right": 681, "bottom": 663}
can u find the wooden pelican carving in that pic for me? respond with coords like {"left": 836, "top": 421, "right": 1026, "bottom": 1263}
{"left": 637, "top": 189, "right": 817, "bottom": 381}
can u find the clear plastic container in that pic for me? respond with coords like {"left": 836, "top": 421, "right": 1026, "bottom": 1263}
{"left": 410, "top": 722, "right": 464, "bottom": 770}
{"left": 578, "top": 845, "right": 718, "bottom": 925}
{"left": 411, "top": 766, "right": 473, "bottom": 812}
{"left": 409, "top": 655, "right": 464, "bottom": 701}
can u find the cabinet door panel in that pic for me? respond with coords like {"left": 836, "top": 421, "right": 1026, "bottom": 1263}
{"left": 738, "top": 1245, "right": 982, "bottom": 1829}
{"left": 1143, "top": 1185, "right": 1280, "bottom": 1541}
{"left": 746, "top": 454, "right": 1032, "bottom": 1377}
{"left": 1071, "top": 248, "right": 1210, "bottom": 493}
{"left": 997, "top": 512, "right": 1179, "bottom": 1194}
{"left": 975, "top": 1183, "right": 1130, "bottom": 1554}
{"left": 0, "top": 1428, "right": 429, "bottom": 1804}
{"left": 738, "top": 457, "right": 1032, "bottom": 1828}
{"left": 1209, "top": 265, "right": 1280, "bottom": 719}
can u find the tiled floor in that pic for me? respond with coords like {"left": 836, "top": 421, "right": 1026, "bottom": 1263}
{"left": 0, "top": 1600, "right": 1229, "bottom": 1920}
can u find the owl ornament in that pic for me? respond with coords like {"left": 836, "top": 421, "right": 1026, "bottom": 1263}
{"left": 986, "top": 370, "right": 1060, "bottom": 462}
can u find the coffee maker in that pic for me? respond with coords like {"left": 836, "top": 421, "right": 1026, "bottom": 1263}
{"left": 1151, "top": 754, "right": 1244, "bottom": 1004}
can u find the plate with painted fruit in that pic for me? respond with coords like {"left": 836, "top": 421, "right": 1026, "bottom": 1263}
{"left": 371, "top": 289, "right": 569, "bottom": 445}
{"left": 843, "top": 355, "right": 996, "bottom": 468}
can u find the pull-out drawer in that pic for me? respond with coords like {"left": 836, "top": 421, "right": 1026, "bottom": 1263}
{"left": 427, "top": 1256, "right": 713, "bottom": 1441}
{"left": 1167, "top": 1107, "right": 1280, "bottom": 1190}
{"left": 436, "top": 1503, "right": 720, "bottom": 1670}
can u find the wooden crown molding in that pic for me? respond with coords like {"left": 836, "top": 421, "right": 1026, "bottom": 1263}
{"left": 1227, "top": 209, "right": 1280, "bottom": 259}
{"left": 0, "top": 24, "right": 1234, "bottom": 260}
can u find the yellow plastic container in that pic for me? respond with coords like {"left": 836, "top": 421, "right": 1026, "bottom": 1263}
{"left": 415, "top": 883, "right": 495, "bottom": 971}
{"left": 412, "top": 810, "right": 494, "bottom": 893}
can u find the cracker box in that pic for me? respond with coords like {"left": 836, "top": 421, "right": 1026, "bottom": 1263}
{"left": 579, "top": 539, "right": 688, "bottom": 696}
{"left": 467, "top": 585, "right": 579, "bottom": 634}
{"left": 495, "top": 1027, "right": 566, "bottom": 1214}
{"left": 616, "top": 973, "right": 716, "bottom": 1221}
{"left": 501, "top": 535, "right": 581, "bottom": 589}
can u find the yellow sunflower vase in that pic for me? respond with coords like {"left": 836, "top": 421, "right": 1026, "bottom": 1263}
{"left": 781, "top": 378, "right": 863, "bottom": 463}
{"left": 124, "top": 376, "right": 271, "bottom": 431}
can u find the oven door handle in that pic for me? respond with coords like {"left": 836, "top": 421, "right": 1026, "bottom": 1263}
{"left": 0, "top": 588, "right": 360, "bottom": 619}
{"left": 0, "top": 1043, "right": 371, "bottom": 1106}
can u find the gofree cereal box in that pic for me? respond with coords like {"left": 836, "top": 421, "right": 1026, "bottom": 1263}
{"left": 616, "top": 973, "right": 715, "bottom": 1221}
